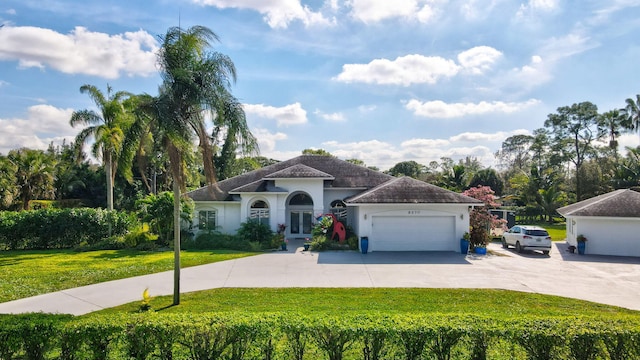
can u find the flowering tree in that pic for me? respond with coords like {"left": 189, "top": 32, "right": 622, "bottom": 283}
{"left": 463, "top": 186, "right": 507, "bottom": 247}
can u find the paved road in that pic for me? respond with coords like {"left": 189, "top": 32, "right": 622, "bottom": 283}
{"left": 1, "top": 241, "right": 639, "bottom": 315}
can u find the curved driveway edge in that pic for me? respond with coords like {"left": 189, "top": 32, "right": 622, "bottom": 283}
{"left": 1, "top": 242, "right": 639, "bottom": 315}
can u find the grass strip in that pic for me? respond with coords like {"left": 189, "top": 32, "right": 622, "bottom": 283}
{"left": 0, "top": 249, "right": 257, "bottom": 303}
{"left": 98, "top": 288, "right": 639, "bottom": 318}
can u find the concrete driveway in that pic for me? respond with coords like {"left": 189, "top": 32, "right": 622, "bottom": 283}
{"left": 1, "top": 241, "right": 639, "bottom": 315}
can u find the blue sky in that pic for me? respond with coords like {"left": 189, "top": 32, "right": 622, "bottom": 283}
{"left": 1, "top": 0, "right": 639, "bottom": 170}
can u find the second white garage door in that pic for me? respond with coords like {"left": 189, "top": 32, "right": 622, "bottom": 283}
{"left": 371, "top": 216, "right": 455, "bottom": 251}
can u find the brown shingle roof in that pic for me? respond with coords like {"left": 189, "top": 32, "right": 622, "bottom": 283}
{"left": 186, "top": 155, "right": 393, "bottom": 201}
{"left": 345, "top": 176, "right": 483, "bottom": 204}
{"left": 230, "top": 180, "right": 288, "bottom": 194}
{"left": 263, "top": 164, "right": 335, "bottom": 179}
{"left": 557, "top": 189, "right": 640, "bottom": 218}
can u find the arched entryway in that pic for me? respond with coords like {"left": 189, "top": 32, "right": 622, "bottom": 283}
{"left": 287, "top": 192, "right": 314, "bottom": 237}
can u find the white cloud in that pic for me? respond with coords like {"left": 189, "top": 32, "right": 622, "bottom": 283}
{"left": 6, "top": 9, "right": 16, "bottom": 15}
{"left": 0, "top": 104, "right": 75, "bottom": 155}
{"left": 315, "top": 109, "right": 345, "bottom": 122}
{"left": 192, "top": 0, "right": 333, "bottom": 28}
{"left": 449, "top": 129, "right": 530, "bottom": 142}
{"left": 334, "top": 45, "right": 503, "bottom": 86}
{"left": 244, "top": 102, "right": 308, "bottom": 126}
{"left": 323, "top": 139, "right": 403, "bottom": 168}
{"left": 401, "top": 138, "right": 450, "bottom": 148}
{"left": 405, "top": 98, "right": 541, "bottom": 118}
{"left": 252, "top": 128, "right": 288, "bottom": 152}
{"left": 0, "top": 26, "right": 158, "bottom": 79}
{"left": 505, "top": 55, "right": 551, "bottom": 89}
{"left": 334, "top": 54, "right": 460, "bottom": 86}
{"left": 347, "top": 0, "right": 438, "bottom": 23}
{"left": 358, "top": 105, "right": 377, "bottom": 113}
{"left": 516, "top": 0, "right": 560, "bottom": 17}
{"left": 457, "top": 46, "right": 503, "bottom": 74}
{"left": 321, "top": 136, "right": 503, "bottom": 170}
{"left": 540, "top": 32, "right": 599, "bottom": 62}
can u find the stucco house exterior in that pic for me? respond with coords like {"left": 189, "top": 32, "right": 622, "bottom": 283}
{"left": 557, "top": 189, "right": 640, "bottom": 257}
{"left": 186, "top": 155, "right": 481, "bottom": 252}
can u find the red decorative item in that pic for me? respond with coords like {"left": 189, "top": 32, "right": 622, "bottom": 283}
{"left": 326, "top": 213, "right": 346, "bottom": 243}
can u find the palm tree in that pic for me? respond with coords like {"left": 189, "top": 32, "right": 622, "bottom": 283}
{"left": 8, "top": 148, "right": 57, "bottom": 210}
{"left": 0, "top": 155, "right": 18, "bottom": 209}
{"left": 70, "top": 84, "right": 132, "bottom": 211}
{"left": 622, "top": 94, "right": 640, "bottom": 136}
{"left": 598, "top": 109, "right": 631, "bottom": 158}
{"left": 136, "top": 25, "right": 254, "bottom": 305}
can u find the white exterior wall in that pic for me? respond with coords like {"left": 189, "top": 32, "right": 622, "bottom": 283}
{"left": 192, "top": 201, "right": 241, "bottom": 235}
{"left": 566, "top": 216, "right": 640, "bottom": 257}
{"left": 351, "top": 204, "right": 471, "bottom": 252}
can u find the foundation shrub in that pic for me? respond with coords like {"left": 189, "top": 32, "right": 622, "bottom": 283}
{"left": 0, "top": 313, "right": 639, "bottom": 359}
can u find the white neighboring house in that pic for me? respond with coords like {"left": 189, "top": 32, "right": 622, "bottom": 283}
{"left": 186, "top": 155, "right": 482, "bottom": 252}
{"left": 557, "top": 189, "right": 640, "bottom": 257}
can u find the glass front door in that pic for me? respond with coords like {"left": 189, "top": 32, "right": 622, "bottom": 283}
{"left": 290, "top": 211, "right": 313, "bottom": 235}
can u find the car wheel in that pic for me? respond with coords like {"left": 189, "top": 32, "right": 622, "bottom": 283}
{"left": 543, "top": 250, "right": 550, "bottom": 255}
{"left": 501, "top": 238, "right": 508, "bottom": 248}
{"left": 516, "top": 241, "right": 522, "bottom": 253}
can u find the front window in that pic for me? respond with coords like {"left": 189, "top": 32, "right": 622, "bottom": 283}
{"left": 330, "top": 200, "right": 347, "bottom": 222}
{"left": 250, "top": 200, "right": 270, "bottom": 226}
{"left": 198, "top": 210, "right": 217, "bottom": 230}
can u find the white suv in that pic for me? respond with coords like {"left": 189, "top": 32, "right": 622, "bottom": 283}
{"left": 502, "top": 225, "right": 552, "bottom": 255}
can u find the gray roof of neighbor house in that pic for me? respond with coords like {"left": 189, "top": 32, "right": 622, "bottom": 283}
{"left": 186, "top": 155, "right": 393, "bottom": 201}
{"left": 557, "top": 189, "right": 640, "bottom": 218}
{"left": 345, "top": 176, "right": 483, "bottom": 204}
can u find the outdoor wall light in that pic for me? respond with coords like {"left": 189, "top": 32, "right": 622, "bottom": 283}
{"left": 460, "top": 214, "right": 464, "bottom": 220}
{"left": 364, "top": 214, "right": 367, "bottom": 220}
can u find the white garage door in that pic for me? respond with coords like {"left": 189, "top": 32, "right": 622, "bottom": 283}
{"left": 371, "top": 216, "right": 455, "bottom": 251}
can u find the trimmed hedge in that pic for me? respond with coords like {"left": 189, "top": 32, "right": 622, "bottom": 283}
{"left": 1, "top": 313, "right": 639, "bottom": 359}
{"left": 0, "top": 208, "right": 134, "bottom": 250}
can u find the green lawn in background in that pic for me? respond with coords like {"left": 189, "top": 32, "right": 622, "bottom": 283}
{"left": 98, "top": 287, "right": 639, "bottom": 319}
{"left": 513, "top": 221, "right": 566, "bottom": 241}
{"left": 541, "top": 223, "right": 567, "bottom": 241}
{"left": 0, "top": 249, "right": 257, "bottom": 303}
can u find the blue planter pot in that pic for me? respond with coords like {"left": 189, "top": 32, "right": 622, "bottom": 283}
{"left": 475, "top": 247, "right": 487, "bottom": 255}
{"left": 361, "top": 237, "right": 369, "bottom": 254}
{"left": 460, "top": 239, "right": 470, "bottom": 254}
{"left": 577, "top": 241, "right": 586, "bottom": 255}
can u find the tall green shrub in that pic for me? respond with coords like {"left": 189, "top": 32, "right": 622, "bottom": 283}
{"left": 0, "top": 208, "right": 134, "bottom": 250}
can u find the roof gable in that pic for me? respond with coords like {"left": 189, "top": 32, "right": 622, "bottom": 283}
{"left": 345, "top": 176, "right": 483, "bottom": 204}
{"left": 557, "top": 189, "right": 640, "bottom": 218}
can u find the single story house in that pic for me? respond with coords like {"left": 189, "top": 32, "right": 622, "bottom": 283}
{"left": 557, "top": 189, "right": 640, "bottom": 257}
{"left": 186, "top": 155, "right": 481, "bottom": 252}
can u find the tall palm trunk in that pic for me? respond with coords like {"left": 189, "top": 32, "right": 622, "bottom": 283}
{"left": 105, "top": 151, "right": 114, "bottom": 211}
{"left": 173, "top": 179, "right": 181, "bottom": 305}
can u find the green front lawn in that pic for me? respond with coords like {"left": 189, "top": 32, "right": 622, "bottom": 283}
{"left": 0, "top": 249, "right": 257, "bottom": 303}
{"left": 99, "top": 288, "right": 639, "bottom": 319}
